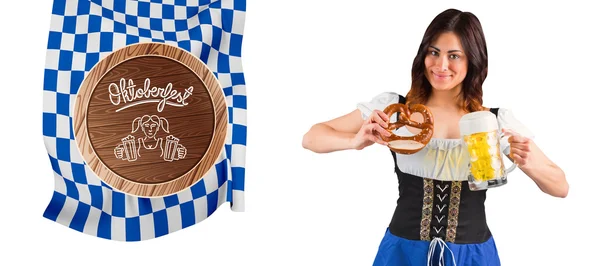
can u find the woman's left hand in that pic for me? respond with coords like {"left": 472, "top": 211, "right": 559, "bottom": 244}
{"left": 502, "top": 128, "right": 532, "bottom": 166}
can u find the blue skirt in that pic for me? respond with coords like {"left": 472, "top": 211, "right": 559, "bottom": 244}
{"left": 373, "top": 228, "right": 501, "bottom": 266}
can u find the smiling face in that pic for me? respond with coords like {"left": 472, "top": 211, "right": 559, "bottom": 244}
{"left": 142, "top": 120, "right": 159, "bottom": 138}
{"left": 424, "top": 32, "right": 468, "bottom": 92}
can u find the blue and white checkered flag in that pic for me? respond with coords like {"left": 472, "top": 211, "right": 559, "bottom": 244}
{"left": 42, "top": 0, "right": 246, "bottom": 241}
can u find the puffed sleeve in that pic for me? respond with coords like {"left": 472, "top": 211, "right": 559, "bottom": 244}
{"left": 356, "top": 92, "right": 400, "bottom": 120}
{"left": 497, "top": 108, "right": 535, "bottom": 151}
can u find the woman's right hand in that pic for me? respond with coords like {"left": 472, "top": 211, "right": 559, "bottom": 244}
{"left": 351, "top": 110, "right": 392, "bottom": 150}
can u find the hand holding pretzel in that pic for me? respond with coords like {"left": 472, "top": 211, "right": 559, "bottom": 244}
{"left": 351, "top": 110, "right": 392, "bottom": 150}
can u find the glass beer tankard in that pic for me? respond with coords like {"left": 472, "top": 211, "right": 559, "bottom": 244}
{"left": 459, "top": 111, "right": 517, "bottom": 191}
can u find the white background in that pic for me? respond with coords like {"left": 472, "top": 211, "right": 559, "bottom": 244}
{"left": 1, "top": 1, "right": 598, "bottom": 265}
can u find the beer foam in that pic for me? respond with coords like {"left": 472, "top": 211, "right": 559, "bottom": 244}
{"left": 459, "top": 111, "right": 499, "bottom": 136}
{"left": 388, "top": 140, "right": 425, "bottom": 150}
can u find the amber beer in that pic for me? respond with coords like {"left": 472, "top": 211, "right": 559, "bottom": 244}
{"left": 459, "top": 111, "right": 516, "bottom": 191}
{"left": 463, "top": 131, "right": 506, "bottom": 181}
{"left": 164, "top": 135, "right": 180, "bottom": 162}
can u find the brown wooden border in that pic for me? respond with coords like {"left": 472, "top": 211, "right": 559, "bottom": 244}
{"left": 73, "top": 42, "right": 228, "bottom": 197}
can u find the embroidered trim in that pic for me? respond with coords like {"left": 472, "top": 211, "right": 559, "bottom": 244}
{"left": 420, "top": 179, "right": 434, "bottom": 241}
{"left": 445, "top": 181, "right": 462, "bottom": 243}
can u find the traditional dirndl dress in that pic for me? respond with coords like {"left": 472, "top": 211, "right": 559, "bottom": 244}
{"left": 356, "top": 92, "right": 535, "bottom": 266}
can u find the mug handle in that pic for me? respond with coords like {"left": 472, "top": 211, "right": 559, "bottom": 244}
{"left": 499, "top": 130, "right": 518, "bottom": 173}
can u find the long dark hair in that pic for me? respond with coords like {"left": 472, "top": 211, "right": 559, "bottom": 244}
{"left": 406, "top": 8, "right": 488, "bottom": 112}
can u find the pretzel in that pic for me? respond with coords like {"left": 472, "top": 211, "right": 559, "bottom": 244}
{"left": 381, "top": 103, "right": 434, "bottom": 154}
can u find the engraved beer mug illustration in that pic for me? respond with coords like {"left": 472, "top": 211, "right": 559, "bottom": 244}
{"left": 114, "top": 135, "right": 138, "bottom": 162}
{"left": 459, "top": 111, "right": 517, "bottom": 191}
{"left": 164, "top": 135, "right": 179, "bottom": 162}
{"left": 164, "top": 135, "right": 187, "bottom": 162}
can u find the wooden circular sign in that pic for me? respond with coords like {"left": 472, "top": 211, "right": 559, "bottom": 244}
{"left": 73, "top": 43, "right": 228, "bottom": 197}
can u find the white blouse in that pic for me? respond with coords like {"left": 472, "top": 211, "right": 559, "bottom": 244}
{"left": 357, "top": 92, "right": 535, "bottom": 181}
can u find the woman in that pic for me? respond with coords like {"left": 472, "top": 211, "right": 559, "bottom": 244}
{"left": 301, "top": 8, "right": 568, "bottom": 266}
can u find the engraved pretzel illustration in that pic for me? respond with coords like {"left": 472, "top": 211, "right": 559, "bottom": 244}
{"left": 381, "top": 103, "right": 434, "bottom": 154}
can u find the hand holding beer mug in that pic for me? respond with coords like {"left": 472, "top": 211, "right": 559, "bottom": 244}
{"left": 114, "top": 144, "right": 124, "bottom": 159}
{"left": 164, "top": 135, "right": 187, "bottom": 161}
{"left": 176, "top": 144, "right": 187, "bottom": 160}
{"left": 114, "top": 135, "right": 138, "bottom": 162}
{"left": 459, "top": 111, "right": 517, "bottom": 191}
